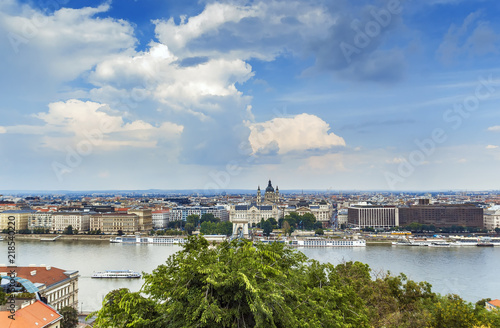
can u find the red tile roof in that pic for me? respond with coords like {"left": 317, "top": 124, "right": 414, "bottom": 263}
{"left": 488, "top": 299, "right": 500, "bottom": 308}
{"left": 0, "top": 266, "right": 76, "bottom": 289}
{"left": 0, "top": 300, "right": 62, "bottom": 327}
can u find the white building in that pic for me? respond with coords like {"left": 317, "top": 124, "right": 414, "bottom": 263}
{"left": 152, "top": 210, "right": 170, "bottom": 229}
{"left": 28, "top": 210, "right": 54, "bottom": 230}
{"left": 347, "top": 206, "right": 399, "bottom": 228}
{"left": 484, "top": 206, "right": 500, "bottom": 230}
{"left": 284, "top": 200, "right": 333, "bottom": 227}
{"left": 170, "top": 206, "right": 229, "bottom": 222}
{"left": 51, "top": 212, "right": 91, "bottom": 232}
{"left": 229, "top": 204, "right": 281, "bottom": 226}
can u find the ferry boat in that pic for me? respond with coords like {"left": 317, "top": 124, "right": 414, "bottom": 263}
{"left": 450, "top": 236, "right": 500, "bottom": 247}
{"left": 110, "top": 235, "right": 186, "bottom": 244}
{"left": 428, "top": 241, "right": 451, "bottom": 247}
{"left": 289, "top": 238, "right": 366, "bottom": 247}
{"left": 392, "top": 239, "right": 430, "bottom": 246}
{"left": 91, "top": 270, "right": 141, "bottom": 279}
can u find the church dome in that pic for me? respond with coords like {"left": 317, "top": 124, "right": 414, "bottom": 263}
{"left": 265, "top": 180, "right": 274, "bottom": 192}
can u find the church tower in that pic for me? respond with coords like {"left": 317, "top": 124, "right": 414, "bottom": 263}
{"left": 275, "top": 185, "right": 279, "bottom": 203}
{"left": 257, "top": 186, "right": 261, "bottom": 205}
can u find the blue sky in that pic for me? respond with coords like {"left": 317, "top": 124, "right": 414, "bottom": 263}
{"left": 1, "top": 0, "right": 500, "bottom": 191}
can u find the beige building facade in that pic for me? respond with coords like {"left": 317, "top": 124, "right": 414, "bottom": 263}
{"left": 128, "top": 208, "right": 152, "bottom": 231}
{"left": 51, "top": 212, "right": 90, "bottom": 232}
{"left": 91, "top": 213, "right": 139, "bottom": 233}
{"left": 0, "top": 210, "right": 33, "bottom": 231}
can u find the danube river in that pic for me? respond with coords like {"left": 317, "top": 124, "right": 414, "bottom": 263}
{"left": 6, "top": 239, "right": 499, "bottom": 312}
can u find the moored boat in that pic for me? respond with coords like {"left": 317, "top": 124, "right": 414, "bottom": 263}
{"left": 110, "top": 235, "right": 186, "bottom": 244}
{"left": 290, "top": 238, "right": 366, "bottom": 247}
{"left": 91, "top": 270, "right": 141, "bottom": 279}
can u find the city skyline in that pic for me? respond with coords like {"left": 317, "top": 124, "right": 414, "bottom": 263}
{"left": 1, "top": 0, "right": 500, "bottom": 191}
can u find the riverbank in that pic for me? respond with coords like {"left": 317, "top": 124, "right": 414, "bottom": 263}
{"left": 1, "top": 234, "right": 112, "bottom": 241}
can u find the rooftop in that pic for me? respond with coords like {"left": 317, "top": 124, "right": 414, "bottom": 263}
{"left": 0, "top": 300, "right": 62, "bottom": 328}
{"left": 0, "top": 266, "right": 78, "bottom": 289}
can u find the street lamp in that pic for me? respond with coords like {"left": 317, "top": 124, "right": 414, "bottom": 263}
{"left": 80, "top": 302, "right": 83, "bottom": 314}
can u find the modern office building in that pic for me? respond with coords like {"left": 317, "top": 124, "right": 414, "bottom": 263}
{"left": 347, "top": 206, "right": 399, "bottom": 228}
{"left": 398, "top": 204, "right": 483, "bottom": 228}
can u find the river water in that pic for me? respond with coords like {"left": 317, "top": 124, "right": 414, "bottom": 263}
{"left": 5, "top": 239, "right": 499, "bottom": 312}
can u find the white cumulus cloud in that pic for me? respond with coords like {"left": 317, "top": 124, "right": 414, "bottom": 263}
{"left": 247, "top": 113, "right": 345, "bottom": 155}
{"left": 0, "top": 99, "right": 183, "bottom": 151}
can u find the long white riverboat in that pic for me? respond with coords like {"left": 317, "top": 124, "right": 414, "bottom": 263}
{"left": 289, "top": 238, "right": 366, "bottom": 247}
{"left": 91, "top": 270, "right": 141, "bottom": 279}
{"left": 110, "top": 235, "right": 186, "bottom": 244}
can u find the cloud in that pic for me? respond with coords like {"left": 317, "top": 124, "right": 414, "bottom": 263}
{"left": 0, "top": 99, "right": 183, "bottom": 151}
{"left": 437, "top": 11, "right": 500, "bottom": 63}
{"left": 153, "top": 0, "right": 406, "bottom": 83}
{"left": 247, "top": 113, "right": 345, "bottom": 155}
{"left": 89, "top": 43, "right": 254, "bottom": 117}
{"left": 0, "top": 2, "right": 136, "bottom": 103}
{"left": 486, "top": 145, "right": 498, "bottom": 149}
{"left": 488, "top": 125, "right": 500, "bottom": 131}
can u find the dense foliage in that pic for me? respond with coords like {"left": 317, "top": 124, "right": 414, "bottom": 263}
{"left": 91, "top": 236, "right": 500, "bottom": 328}
{"left": 200, "top": 221, "right": 232, "bottom": 236}
{"left": 60, "top": 306, "right": 79, "bottom": 328}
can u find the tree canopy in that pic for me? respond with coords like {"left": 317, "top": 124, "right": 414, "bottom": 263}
{"left": 91, "top": 235, "right": 500, "bottom": 328}
{"left": 60, "top": 306, "right": 79, "bottom": 328}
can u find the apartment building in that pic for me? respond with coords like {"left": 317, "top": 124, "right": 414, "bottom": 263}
{"left": 90, "top": 213, "right": 139, "bottom": 233}
{"left": 0, "top": 265, "right": 79, "bottom": 310}
{"left": 51, "top": 212, "right": 91, "bottom": 232}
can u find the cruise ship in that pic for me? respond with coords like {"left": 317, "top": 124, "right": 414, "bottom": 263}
{"left": 289, "top": 238, "right": 366, "bottom": 247}
{"left": 110, "top": 235, "right": 186, "bottom": 244}
{"left": 91, "top": 270, "right": 141, "bottom": 279}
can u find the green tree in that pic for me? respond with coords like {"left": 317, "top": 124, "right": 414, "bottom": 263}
{"left": 301, "top": 213, "right": 316, "bottom": 230}
{"left": 92, "top": 236, "right": 370, "bottom": 328}
{"left": 63, "top": 225, "right": 74, "bottom": 235}
{"left": 267, "top": 217, "right": 278, "bottom": 229}
{"left": 282, "top": 220, "right": 291, "bottom": 236}
{"left": 313, "top": 221, "right": 323, "bottom": 230}
{"left": 315, "top": 228, "right": 324, "bottom": 235}
{"left": 60, "top": 306, "right": 79, "bottom": 328}
{"left": 186, "top": 214, "right": 200, "bottom": 227}
{"left": 200, "top": 221, "right": 217, "bottom": 235}
{"left": 184, "top": 223, "right": 195, "bottom": 236}
{"left": 0, "top": 288, "right": 6, "bottom": 305}
{"left": 261, "top": 219, "right": 273, "bottom": 237}
{"left": 215, "top": 221, "right": 233, "bottom": 236}
{"left": 167, "top": 220, "right": 184, "bottom": 229}
{"left": 200, "top": 213, "right": 219, "bottom": 224}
